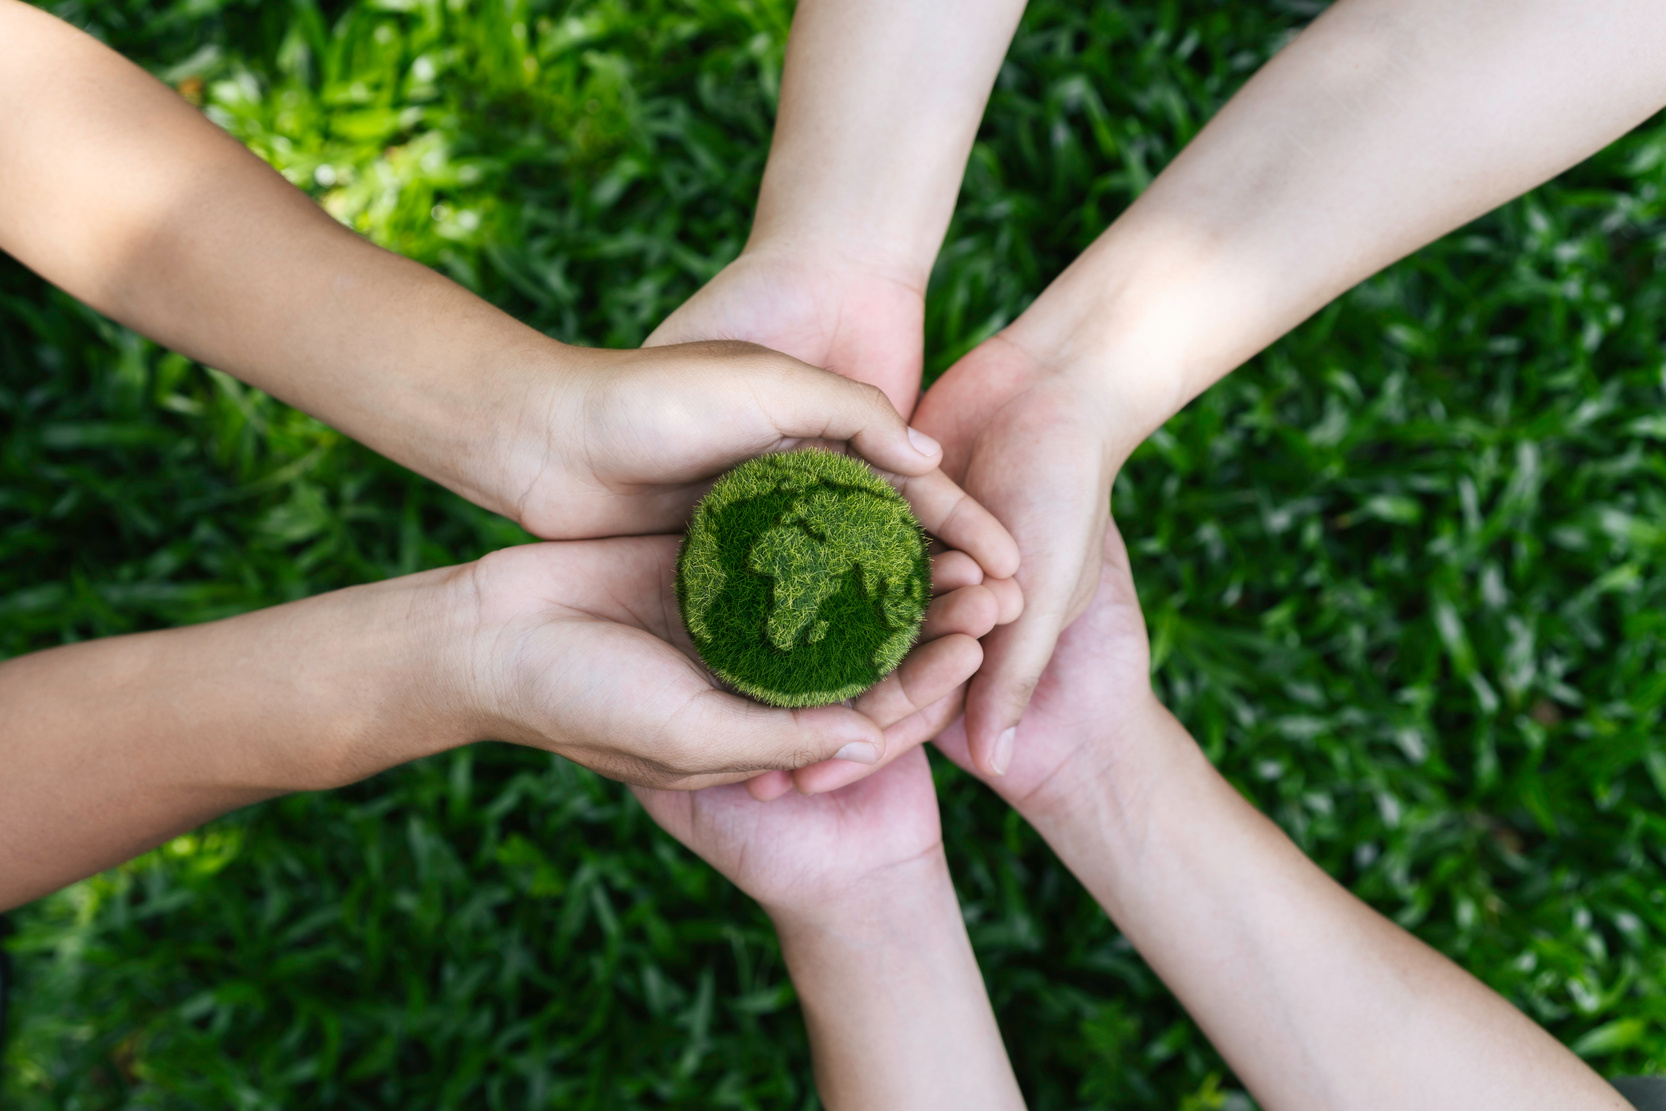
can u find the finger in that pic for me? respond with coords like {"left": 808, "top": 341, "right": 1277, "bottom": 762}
{"left": 796, "top": 686, "right": 967, "bottom": 796}
{"left": 921, "top": 584, "right": 999, "bottom": 642}
{"left": 930, "top": 549, "right": 985, "bottom": 594}
{"left": 768, "top": 632, "right": 979, "bottom": 798}
{"left": 963, "top": 594, "right": 1082, "bottom": 778}
{"left": 854, "top": 632, "right": 982, "bottom": 732}
{"left": 983, "top": 576, "right": 1024, "bottom": 625}
{"left": 895, "top": 469, "right": 1021, "bottom": 580}
{"left": 929, "top": 716, "right": 978, "bottom": 776}
{"left": 755, "top": 355, "right": 943, "bottom": 477}
{"left": 659, "top": 690, "right": 888, "bottom": 783}
{"left": 745, "top": 770, "right": 794, "bottom": 802}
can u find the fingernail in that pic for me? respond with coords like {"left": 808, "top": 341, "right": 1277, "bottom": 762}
{"left": 833, "top": 741, "right": 879, "bottom": 765}
{"left": 990, "top": 727, "right": 1016, "bottom": 777}
{"left": 907, "top": 426, "right": 941, "bottom": 457}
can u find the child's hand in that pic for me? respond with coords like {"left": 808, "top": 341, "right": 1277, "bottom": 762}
{"left": 636, "top": 744, "right": 1026, "bottom": 1111}
{"left": 930, "top": 517, "right": 1164, "bottom": 815}
{"left": 738, "top": 336, "right": 1121, "bottom": 799}
{"left": 633, "top": 744, "right": 942, "bottom": 912}
{"left": 907, "top": 335, "right": 1143, "bottom": 778}
{"left": 780, "top": 514, "right": 1154, "bottom": 804}
{"left": 438, "top": 534, "right": 1005, "bottom": 789}
{"left": 492, "top": 341, "right": 1018, "bottom": 590}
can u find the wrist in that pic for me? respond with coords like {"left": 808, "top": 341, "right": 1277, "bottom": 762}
{"left": 250, "top": 566, "right": 475, "bottom": 790}
{"left": 439, "top": 335, "right": 584, "bottom": 534}
{"left": 764, "top": 844, "right": 953, "bottom": 945}
{"left": 1013, "top": 694, "right": 1212, "bottom": 866}
{"left": 1000, "top": 216, "right": 1243, "bottom": 455}
{"left": 738, "top": 225, "right": 934, "bottom": 300}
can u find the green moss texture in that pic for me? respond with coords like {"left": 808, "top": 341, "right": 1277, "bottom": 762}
{"left": 677, "top": 450, "right": 930, "bottom": 708}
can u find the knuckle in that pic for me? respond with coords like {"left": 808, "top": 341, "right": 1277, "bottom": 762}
{"left": 857, "top": 380, "right": 895, "bottom": 417}
{"left": 656, "top": 732, "right": 708, "bottom": 776}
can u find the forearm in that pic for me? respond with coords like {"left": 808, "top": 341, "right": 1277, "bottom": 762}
{"left": 749, "top": 0, "right": 1028, "bottom": 287}
{"left": 1021, "top": 700, "right": 1623, "bottom": 1111}
{"left": 1007, "top": 0, "right": 1666, "bottom": 440}
{"left": 0, "top": 1, "right": 564, "bottom": 519}
{"left": 0, "top": 568, "right": 463, "bottom": 911}
{"left": 769, "top": 849, "right": 1024, "bottom": 1110}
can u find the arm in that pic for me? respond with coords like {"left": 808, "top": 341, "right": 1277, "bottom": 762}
{"left": 647, "top": 0, "right": 1029, "bottom": 414}
{"left": 1007, "top": 0, "right": 1666, "bottom": 427}
{"left": 635, "top": 750, "right": 1024, "bottom": 1110}
{"left": 775, "top": 847, "right": 1019, "bottom": 1109}
{"left": 0, "top": 0, "right": 1013, "bottom": 556}
{"left": 0, "top": 536, "right": 1002, "bottom": 912}
{"left": 916, "top": 0, "right": 1666, "bottom": 772}
{"left": 933, "top": 526, "right": 1626, "bottom": 1111}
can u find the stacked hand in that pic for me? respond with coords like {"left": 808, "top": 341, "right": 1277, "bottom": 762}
{"left": 443, "top": 528, "right": 1008, "bottom": 789}
{"left": 450, "top": 337, "right": 1020, "bottom": 785}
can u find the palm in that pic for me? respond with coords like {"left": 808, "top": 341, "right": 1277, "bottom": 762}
{"left": 463, "top": 537, "right": 796, "bottom": 787}
{"left": 934, "top": 521, "right": 1155, "bottom": 804}
{"left": 633, "top": 747, "right": 942, "bottom": 912}
{"left": 914, "top": 336, "right": 1119, "bottom": 761}
{"left": 647, "top": 250, "right": 925, "bottom": 418}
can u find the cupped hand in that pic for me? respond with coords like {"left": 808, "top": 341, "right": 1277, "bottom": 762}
{"left": 493, "top": 339, "right": 928, "bottom": 536}
{"left": 645, "top": 247, "right": 926, "bottom": 418}
{"left": 633, "top": 744, "right": 943, "bottom": 914}
{"left": 746, "top": 333, "right": 1121, "bottom": 800}
{"left": 912, "top": 333, "right": 1131, "bottom": 777}
{"left": 441, "top": 534, "right": 1004, "bottom": 790}
{"left": 931, "top": 519, "right": 1162, "bottom": 812}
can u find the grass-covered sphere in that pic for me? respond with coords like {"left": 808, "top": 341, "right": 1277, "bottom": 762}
{"left": 677, "top": 450, "right": 931, "bottom": 708}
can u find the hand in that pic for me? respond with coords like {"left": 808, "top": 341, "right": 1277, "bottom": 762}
{"left": 490, "top": 339, "right": 997, "bottom": 549}
{"left": 647, "top": 261, "right": 1024, "bottom": 797}
{"left": 646, "top": 247, "right": 926, "bottom": 418}
{"left": 637, "top": 744, "right": 1027, "bottom": 1111}
{"left": 742, "top": 336, "right": 1120, "bottom": 799}
{"left": 633, "top": 743, "right": 942, "bottom": 913}
{"left": 911, "top": 333, "right": 1142, "bottom": 777}
{"left": 441, "top": 534, "right": 1005, "bottom": 789}
{"left": 931, "top": 518, "right": 1165, "bottom": 814}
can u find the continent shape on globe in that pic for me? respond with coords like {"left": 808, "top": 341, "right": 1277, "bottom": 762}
{"left": 677, "top": 450, "right": 931, "bottom": 708}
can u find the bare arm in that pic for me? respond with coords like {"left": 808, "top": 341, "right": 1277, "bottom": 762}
{"left": 648, "top": 0, "right": 1029, "bottom": 414}
{"left": 1012, "top": 0, "right": 1666, "bottom": 428}
{"left": 751, "top": 0, "right": 1027, "bottom": 293}
{"left": 0, "top": 0, "right": 542, "bottom": 520}
{"left": 917, "top": 0, "right": 1666, "bottom": 773}
{"left": 0, "top": 1, "right": 1005, "bottom": 550}
{"left": 775, "top": 850, "right": 1023, "bottom": 1109}
{"left": 934, "top": 527, "right": 1625, "bottom": 1111}
{"left": 0, "top": 533, "right": 1011, "bottom": 912}
{"left": 0, "top": 568, "right": 454, "bottom": 910}
{"left": 636, "top": 751, "right": 1024, "bottom": 1110}
{"left": 1032, "top": 707, "right": 1624, "bottom": 1111}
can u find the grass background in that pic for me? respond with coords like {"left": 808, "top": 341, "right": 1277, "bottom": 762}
{"left": 4, "top": 0, "right": 1666, "bottom": 1105}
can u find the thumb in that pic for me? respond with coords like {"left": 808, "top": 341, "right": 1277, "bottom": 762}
{"left": 747, "top": 354, "right": 943, "bottom": 478}
{"left": 662, "top": 692, "right": 887, "bottom": 786}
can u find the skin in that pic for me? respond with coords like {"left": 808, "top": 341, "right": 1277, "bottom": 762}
{"left": 0, "top": 0, "right": 1018, "bottom": 568}
{"left": 916, "top": 0, "right": 1666, "bottom": 772}
{"left": 647, "top": 0, "right": 1028, "bottom": 418}
{"left": 634, "top": 748, "right": 1025, "bottom": 1111}
{"left": 923, "top": 521, "right": 1627, "bottom": 1111}
{"left": 0, "top": 2, "right": 1023, "bottom": 907}
{"left": 0, "top": 536, "right": 1001, "bottom": 911}
{"left": 644, "top": 0, "right": 1029, "bottom": 793}
{"left": 665, "top": 0, "right": 1666, "bottom": 778}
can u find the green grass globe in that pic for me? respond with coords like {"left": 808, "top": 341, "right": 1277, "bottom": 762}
{"left": 677, "top": 450, "right": 931, "bottom": 708}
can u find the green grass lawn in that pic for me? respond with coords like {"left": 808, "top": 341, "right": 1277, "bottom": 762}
{"left": 5, "top": 0, "right": 1666, "bottom": 1105}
